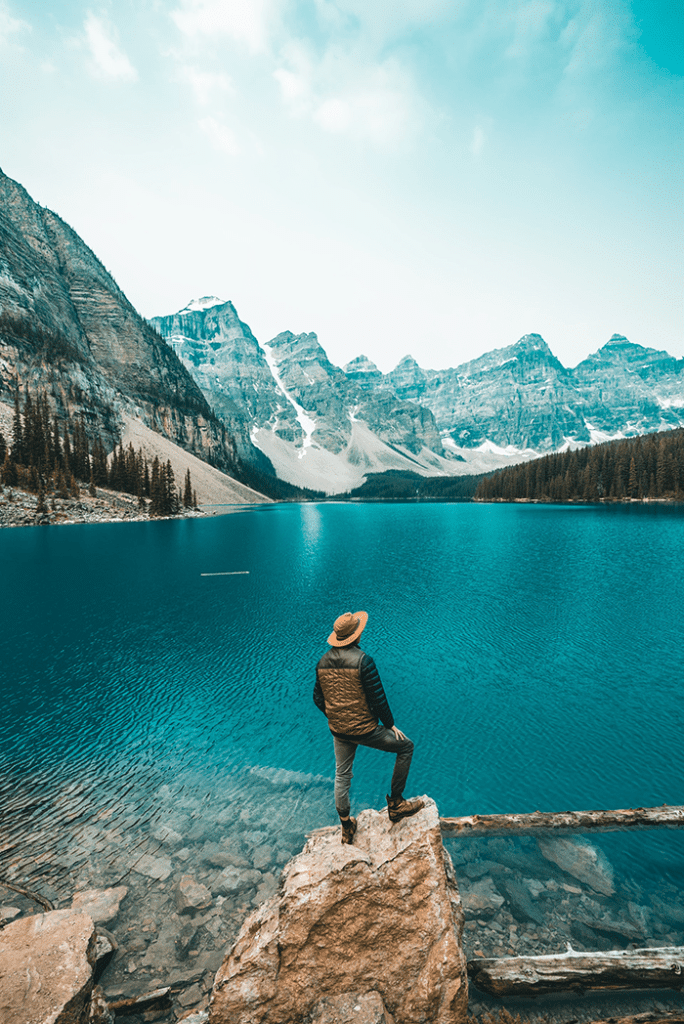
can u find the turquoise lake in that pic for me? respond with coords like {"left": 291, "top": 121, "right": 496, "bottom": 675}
{"left": 2, "top": 501, "right": 684, "bottom": 1009}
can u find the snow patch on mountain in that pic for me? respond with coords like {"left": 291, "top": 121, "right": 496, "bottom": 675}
{"left": 261, "top": 339, "right": 316, "bottom": 457}
{"left": 179, "top": 296, "right": 226, "bottom": 313}
{"left": 251, "top": 419, "right": 543, "bottom": 494}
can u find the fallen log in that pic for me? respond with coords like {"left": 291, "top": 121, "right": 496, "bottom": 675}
{"left": 108, "top": 987, "right": 172, "bottom": 1016}
{"left": 582, "top": 1014, "right": 684, "bottom": 1024}
{"left": 440, "top": 805, "right": 684, "bottom": 837}
{"left": 468, "top": 946, "right": 684, "bottom": 997}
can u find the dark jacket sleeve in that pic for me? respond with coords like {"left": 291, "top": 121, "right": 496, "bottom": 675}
{"left": 359, "top": 655, "right": 394, "bottom": 728}
{"left": 313, "top": 671, "right": 327, "bottom": 716}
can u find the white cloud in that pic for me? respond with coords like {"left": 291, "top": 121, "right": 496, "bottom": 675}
{"left": 84, "top": 12, "right": 137, "bottom": 81}
{"left": 199, "top": 115, "right": 240, "bottom": 154}
{"left": 0, "top": 3, "right": 29, "bottom": 45}
{"left": 180, "top": 66, "right": 234, "bottom": 105}
{"left": 171, "top": 0, "right": 279, "bottom": 53}
{"left": 470, "top": 125, "right": 486, "bottom": 155}
{"left": 274, "top": 44, "right": 420, "bottom": 145}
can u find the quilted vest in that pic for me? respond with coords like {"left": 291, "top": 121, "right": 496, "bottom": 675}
{"left": 316, "top": 645, "right": 377, "bottom": 736}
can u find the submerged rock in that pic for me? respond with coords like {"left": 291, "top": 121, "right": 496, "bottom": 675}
{"left": 210, "top": 797, "right": 468, "bottom": 1024}
{"left": 0, "top": 909, "right": 96, "bottom": 1024}
{"left": 176, "top": 875, "right": 213, "bottom": 914}
{"left": 212, "top": 866, "right": 261, "bottom": 896}
{"left": 133, "top": 853, "right": 174, "bottom": 881}
{"left": 499, "top": 878, "right": 545, "bottom": 925}
{"left": 537, "top": 836, "right": 615, "bottom": 896}
{"left": 71, "top": 885, "right": 128, "bottom": 923}
{"left": 459, "top": 877, "right": 505, "bottom": 920}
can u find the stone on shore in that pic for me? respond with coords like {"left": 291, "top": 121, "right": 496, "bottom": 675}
{"left": 209, "top": 797, "right": 468, "bottom": 1024}
{"left": 71, "top": 886, "right": 128, "bottom": 923}
{"left": 0, "top": 908, "right": 96, "bottom": 1024}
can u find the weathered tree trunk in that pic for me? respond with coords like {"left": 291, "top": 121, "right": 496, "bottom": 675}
{"left": 440, "top": 805, "right": 684, "bottom": 837}
{"left": 468, "top": 946, "right": 684, "bottom": 997}
{"left": 582, "top": 1014, "right": 684, "bottom": 1024}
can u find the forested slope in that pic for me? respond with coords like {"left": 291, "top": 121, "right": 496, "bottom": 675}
{"left": 474, "top": 429, "right": 684, "bottom": 502}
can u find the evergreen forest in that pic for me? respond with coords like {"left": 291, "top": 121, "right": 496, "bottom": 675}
{"left": 474, "top": 428, "right": 684, "bottom": 502}
{"left": 334, "top": 470, "right": 487, "bottom": 500}
{"left": 0, "top": 390, "right": 197, "bottom": 516}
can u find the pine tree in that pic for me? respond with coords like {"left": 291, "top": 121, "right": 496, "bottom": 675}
{"left": 36, "top": 480, "right": 48, "bottom": 515}
{"left": 628, "top": 456, "right": 638, "bottom": 498}
{"left": 183, "top": 468, "right": 193, "bottom": 508}
{"left": 165, "top": 460, "right": 177, "bottom": 514}
{"left": 12, "top": 391, "right": 24, "bottom": 465}
{"left": 52, "top": 416, "right": 63, "bottom": 470}
{"left": 1, "top": 451, "right": 17, "bottom": 487}
{"left": 149, "top": 456, "right": 162, "bottom": 515}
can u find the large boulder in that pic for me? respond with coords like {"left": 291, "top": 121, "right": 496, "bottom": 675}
{"left": 0, "top": 909, "right": 97, "bottom": 1024}
{"left": 210, "top": 797, "right": 468, "bottom": 1024}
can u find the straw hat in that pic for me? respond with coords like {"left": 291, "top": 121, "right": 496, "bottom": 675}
{"left": 328, "top": 610, "right": 368, "bottom": 647}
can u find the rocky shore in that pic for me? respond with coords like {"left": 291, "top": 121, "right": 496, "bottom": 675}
{"left": 3, "top": 781, "right": 684, "bottom": 1023}
{"left": 0, "top": 484, "right": 208, "bottom": 528}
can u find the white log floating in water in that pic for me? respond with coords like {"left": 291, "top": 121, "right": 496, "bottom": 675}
{"left": 440, "top": 805, "right": 684, "bottom": 837}
{"left": 468, "top": 946, "right": 684, "bottom": 997}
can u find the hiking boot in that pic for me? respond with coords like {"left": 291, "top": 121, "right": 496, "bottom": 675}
{"left": 340, "top": 817, "right": 357, "bottom": 845}
{"left": 386, "top": 795, "right": 425, "bottom": 823}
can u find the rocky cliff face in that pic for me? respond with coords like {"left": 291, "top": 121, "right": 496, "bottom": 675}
{"left": 149, "top": 297, "right": 276, "bottom": 471}
{"left": 0, "top": 170, "right": 241, "bottom": 474}
{"left": 210, "top": 798, "right": 468, "bottom": 1024}
{"left": 572, "top": 335, "right": 684, "bottom": 437}
{"left": 379, "top": 334, "right": 684, "bottom": 452}
{"left": 416, "top": 335, "right": 589, "bottom": 450}
{"left": 152, "top": 305, "right": 457, "bottom": 493}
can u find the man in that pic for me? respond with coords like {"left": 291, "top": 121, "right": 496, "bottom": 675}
{"left": 314, "top": 609, "right": 424, "bottom": 844}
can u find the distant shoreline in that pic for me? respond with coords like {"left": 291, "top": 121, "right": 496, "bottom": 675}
{"left": 0, "top": 486, "right": 268, "bottom": 529}
{"left": 3, "top": 488, "right": 682, "bottom": 528}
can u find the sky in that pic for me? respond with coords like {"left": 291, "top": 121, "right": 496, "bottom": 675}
{"left": 0, "top": 0, "right": 681, "bottom": 373}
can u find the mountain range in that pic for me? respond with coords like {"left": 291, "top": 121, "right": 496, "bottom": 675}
{"left": 1, "top": 164, "right": 682, "bottom": 499}
{"left": 151, "top": 298, "right": 684, "bottom": 493}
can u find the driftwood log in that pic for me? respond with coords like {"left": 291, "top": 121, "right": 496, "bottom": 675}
{"left": 440, "top": 805, "right": 684, "bottom": 837}
{"left": 468, "top": 946, "right": 684, "bottom": 997}
{"left": 584, "top": 1015, "right": 684, "bottom": 1024}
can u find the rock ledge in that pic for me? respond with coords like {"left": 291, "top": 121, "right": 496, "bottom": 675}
{"left": 210, "top": 796, "right": 468, "bottom": 1024}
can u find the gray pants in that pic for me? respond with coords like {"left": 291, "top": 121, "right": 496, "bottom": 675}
{"left": 332, "top": 724, "right": 415, "bottom": 818}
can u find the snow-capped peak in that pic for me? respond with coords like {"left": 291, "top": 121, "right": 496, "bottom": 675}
{"left": 180, "top": 296, "right": 226, "bottom": 314}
